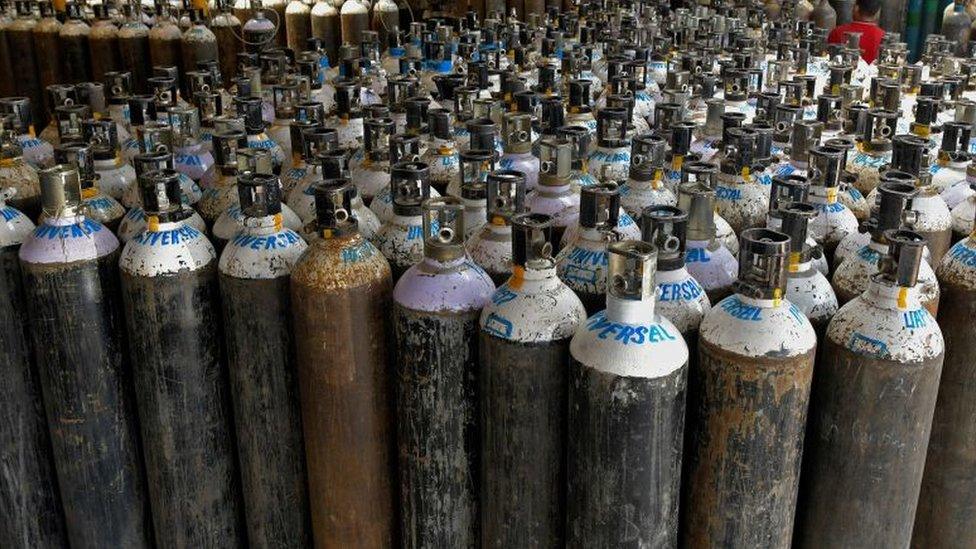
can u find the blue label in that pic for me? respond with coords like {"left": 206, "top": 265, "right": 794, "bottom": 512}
{"left": 589, "top": 150, "right": 630, "bottom": 164}
{"left": 948, "top": 240, "right": 976, "bottom": 267}
{"left": 482, "top": 312, "right": 513, "bottom": 339}
{"left": 776, "top": 163, "right": 796, "bottom": 176}
{"left": 19, "top": 137, "right": 43, "bottom": 149}
{"left": 491, "top": 287, "right": 518, "bottom": 306}
{"left": 720, "top": 296, "right": 763, "bottom": 321}
{"left": 231, "top": 230, "right": 301, "bottom": 251}
{"left": 856, "top": 245, "right": 882, "bottom": 263}
{"left": 851, "top": 152, "right": 888, "bottom": 168}
{"left": 33, "top": 219, "right": 102, "bottom": 239}
{"left": 849, "top": 332, "right": 889, "bottom": 358}
{"left": 715, "top": 185, "right": 742, "bottom": 201}
{"left": 619, "top": 212, "right": 635, "bottom": 227}
{"left": 846, "top": 187, "right": 863, "bottom": 200}
{"left": 286, "top": 167, "right": 308, "bottom": 181}
{"left": 86, "top": 197, "right": 115, "bottom": 211}
{"left": 658, "top": 279, "right": 704, "bottom": 302}
{"left": 686, "top": 247, "right": 710, "bottom": 263}
{"left": 175, "top": 154, "right": 203, "bottom": 167}
{"left": 125, "top": 207, "right": 146, "bottom": 221}
{"left": 1, "top": 207, "right": 22, "bottom": 222}
{"left": 903, "top": 309, "right": 928, "bottom": 329}
{"left": 406, "top": 224, "right": 424, "bottom": 240}
{"left": 585, "top": 311, "right": 677, "bottom": 345}
{"left": 340, "top": 240, "right": 375, "bottom": 263}
{"left": 815, "top": 201, "right": 846, "bottom": 214}
{"left": 133, "top": 225, "right": 201, "bottom": 246}
{"left": 566, "top": 247, "right": 609, "bottom": 267}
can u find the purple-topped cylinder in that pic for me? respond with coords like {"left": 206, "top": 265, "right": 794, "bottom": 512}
{"left": 19, "top": 165, "right": 152, "bottom": 548}
{"left": 392, "top": 197, "right": 495, "bottom": 548}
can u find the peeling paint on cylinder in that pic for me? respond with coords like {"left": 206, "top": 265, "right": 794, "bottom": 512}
{"left": 119, "top": 222, "right": 244, "bottom": 547}
{"left": 20, "top": 220, "right": 152, "bottom": 548}
{"left": 0, "top": 217, "right": 67, "bottom": 547}
{"left": 291, "top": 234, "right": 397, "bottom": 548}
{"left": 913, "top": 237, "right": 976, "bottom": 548}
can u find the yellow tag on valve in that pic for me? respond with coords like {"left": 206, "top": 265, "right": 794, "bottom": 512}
{"left": 788, "top": 251, "right": 801, "bottom": 273}
{"left": 773, "top": 287, "right": 782, "bottom": 308}
{"left": 897, "top": 286, "right": 909, "bottom": 310}
{"left": 672, "top": 154, "right": 683, "bottom": 172}
{"left": 147, "top": 215, "right": 160, "bottom": 232}
{"left": 509, "top": 265, "right": 525, "bottom": 290}
{"left": 274, "top": 213, "right": 283, "bottom": 232}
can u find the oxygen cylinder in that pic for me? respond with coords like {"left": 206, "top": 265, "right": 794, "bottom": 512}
{"left": 372, "top": 0, "right": 398, "bottom": 49}
{"left": 393, "top": 196, "right": 494, "bottom": 547}
{"left": 423, "top": 109, "right": 461, "bottom": 194}
{"left": 168, "top": 106, "right": 217, "bottom": 186}
{"left": 933, "top": 121, "right": 973, "bottom": 208}
{"left": 240, "top": 96, "right": 287, "bottom": 173}
{"left": 447, "top": 146, "right": 493, "bottom": 200}
{"left": 467, "top": 169, "right": 526, "bottom": 285}
{"left": 269, "top": 83, "right": 300, "bottom": 160}
{"left": 119, "top": 169, "right": 244, "bottom": 547}
{"left": 832, "top": 175, "right": 941, "bottom": 315}
{"left": 528, "top": 137, "right": 578, "bottom": 248}
{"left": 286, "top": 128, "right": 340, "bottom": 215}
{"left": 181, "top": 10, "right": 219, "bottom": 96}
{"left": 285, "top": 0, "right": 312, "bottom": 53}
{"left": 682, "top": 228, "right": 817, "bottom": 548}
{"left": 479, "top": 212, "right": 585, "bottom": 547}
{"left": 559, "top": 182, "right": 632, "bottom": 315}
{"left": 58, "top": 3, "right": 92, "bottom": 84}
{"left": 352, "top": 117, "right": 395, "bottom": 204}
{"left": 32, "top": 1, "right": 62, "bottom": 126}
{"left": 779, "top": 202, "right": 839, "bottom": 331}
{"left": 795, "top": 230, "right": 944, "bottom": 548}
{"left": 0, "top": 188, "right": 66, "bottom": 547}
{"left": 887, "top": 134, "right": 953, "bottom": 266}
{"left": 7, "top": 2, "right": 43, "bottom": 129}
{"left": 849, "top": 108, "right": 899, "bottom": 195}
{"left": 567, "top": 239, "right": 689, "bottom": 546}
{"left": 677, "top": 165, "right": 738, "bottom": 304}
{"left": 241, "top": 7, "right": 277, "bottom": 53}
{"left": 498, "top": 112, "right": 539, "bottom": 191}
{"left": 714, "top": 127, "right": 771, "bottom": 235}
{"left": 340, "top": 0, "right": 369, "bottom": 49}
{"left": 913, "top": 199, "right": 976, "bottom": 547}
{"left": 560, "top": 125, "right": 598, "bottom": 192}
{"left": 588, "top": 107, "right": 631, "bottom": 184}
{"left": 89, "top": 4, "right": 121, "bottom": 83}
{"left": 281, "top": 120, "right": 323, "bottom": 192}
{"left": 81, "top": 119, "right": 134, "bottom": 204}
{"left": 823, "top": 136, "right": 871, "bottom": 222}
{"left": 808, "top": 144, "right": 859, "bottom": 264}
{"left": 291, "top": 178, "right": 396, "bottom": 547}
{"left": 149, "top": 3, "right": 183, "bottom": 71}
{"left": 620, "top": 133, "right": 674, "bottom": 218}
{"left": 641, "top": 204, "right": 710, "bottom": 353}
{"left": 121, "top": 144, "right": 204, "bottom": 213}
{"left": 196, "top": 129, "right": 250, "bottom": 226}
{"left": 0, "top": 97, "right": 55, "bottom": 170}
{"left": 211, "top": 1, "right": 242, "bottom": 88}
{"left": 20, "top": 165, "right": 151, "bottom": 547}
{"left": 52, "top": 142, "right": 125, "bottom": 232}
{"left": 118, "top": 8, "right": 152, "bottom": 95}
{"left": 218, "top": 172, "right": 311, "bottom": 547}
{"left": 262, "top": 0, "right": 289, "bottom": 48}
{"left": 311, "top": 0, "right": 341, "bottom": 64}
{"left": 372, "top": 161, "right": 431, "bottom": 281}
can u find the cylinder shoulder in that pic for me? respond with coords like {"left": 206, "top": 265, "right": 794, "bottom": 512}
{"left": 481, "top": 275, "right": 586, "bottom": 343}
{"left": 700, "top": 295, "right": 817, "bottom": 358}
{"left": 827, "top": 296, "right": 945, "bottom": 363}
{"left": 393, "top": 257, "right": 495, "bottom": 313}
{"left": 291, "top": 234, "right": 392, "bottom": 291}
{"left": 938, "top": 238, "right": 976, "bottom": 292}
{"left": 20, "top": 219, "right": 119, "bottom": 264}
{"left": 219, "top": 228, "right": 308, "bottom": 279}
{"left": 570, "top": 310, "right": 689, "bottom": 379}
{"left": 119, "top": 224, "right": 216, "bottom": 276}
{"left": 0, "top": 205, "right": 35, "bottom": 247}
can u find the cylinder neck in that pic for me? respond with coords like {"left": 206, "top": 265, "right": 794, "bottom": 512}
{"left": 604, "top": 240, "right": 658, "bottom": 323}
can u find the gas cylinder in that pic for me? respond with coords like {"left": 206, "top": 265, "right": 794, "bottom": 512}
{"left": 118, "top": 8, "right": 151, "bottom": 95}
{"left": 849, "top": 108, "right": 899, "bottom": 195}
{"left": 588, "top": 107, "right": 631, "bottom": 184}
{"left": 58, "top": 3, "right": 92, "bottom": 84}
{"left": 0, "top": 97, "right": 55, "bottom": 170}
{"left": 714, "top": 127, "right": 771, "bottom": 235}
{"left": 808, "top": 144, "right": 859, "bottom": 263}
{"left": 794, "top": 229, "right": 943, "bottom": 548}
{"left": 567, "top": 239, "right": 689, "bottom": 546}
{"left": 677, "top": 167, "right": 739, "bottom": 304}
{"left": 200, "top": 131, "right": 251, "bottom": 227}
{"left": 169, "top": 106, "right": 217, "bottom": 187}
{"left": 241, "top": 7, "right": 277, "bottom": 53}
{"left": 467, "top": 169, "right": 527, "bottom": 285}
{"left": 479, "top": 212, "right": 585, "bottom": 547}
{"left": 0, "top": 187, "right": 65, "bottom": 548}
{"left": 393, "top": 196, "right": 494, "bottom": 547}
{"left": 262, "top": 0, "right": 289, "bottom": 48}
{"left": 832, "top": 175, "right": 942, "bottom": 315}
{"left": 269, "top": 83, "right": 300, "bottom": 163}
{"left": 20, "top": 164, "right": 151, "bottom": 547}
{"left": 933, "top": 121, "right": 973, "bottom": 208}
{"left": 560, "top": 125, "right": 598, "bottom": 192}
{"left": 286, "top": 0, "right": 312, "bottom": 52}
{"left": 238, "top": 96, "right": 286, "bottom": 173}
{"left": 423, "top": 109, "right": 461, "bottom": 194}
{"left": 372, "top": 160, "right": 431, "bottom": 281}
{"left": 281, "top": 120, "right": 323, "bottom": 193}
{"left": 766, "top": 174, "right": 830, "bottom": 274}
{"left": 641, "top": 204, "right": 711, "bottom": 354}
{"left": 80, "top": 120, "right": 133, "bottom": 204}
{"left": 770, "top": 119, "right": 822, "bottom": 178}
{"left": 499, "top": 112, "right": 539, "bottom": 191}
{"left": 291, "top": 177, "right": 396, "bottom": 547}
{"left": 372, "top": 0, "right": 398, "bottom": 49}
{"left": 953, "top": 190, "right": 976, "bottom": 238}
{"left": 119, "top": 169, "right": 244, "bottom": 547}
{"left": 340, "top": 0, "right": 369, "bottom": 49}
{"left": 0, "top": 139, "right": 40, "bottom": 220}
{"left": 32, "top": 1, "right": 62, "bottom": 125}
{"left": 328, "top": 80, "right": 365, "bottom": 151}
{"left": 52, "top": 142, "right": 125, "bottom": 232}
{"left": 287, "top": 127, "right": 340, "bottom": 213}
{"left": 682, "top": 227, "right": 817, "bottom": 548}
{"left": 123, "top": 140, "right": 203, "bottom": 207}
{"left": 528, "top": 137, "right": 578, "bottom": 247}
{"left": 779, "top": 201, "right": 839, "bottom": 331}
{"left": 218, "top": 171, "right": 311, "bottom": 547}
{"left": 823, "top": 136, "right": 871, "bottom": 222}
{"left": 913, "top": 201, "right": 976, "bottom": 547}
{"left": 557, "top": 182, "right": 621, "bottom": 314}
{"left": 149, "top": 3, "right": 183, "bottom": 70}
{"left": 943, "top": 0, "right": 972, "bottom": 56}
{"left": 89, "top": 3, "right": 121, "bottom": 83}
{"left": 7, "top": 2, "right": 42, "bottom": 130}
{"left": 447, "top": 147, "right": 494, "bottom": 199}
{"left": 664, "top": 122, "right": 698, "bottom": 194}
{"left": 211, "top": 2, "right": 241, "bottom": 88}
{"left": 181, "top": 10, "right": 219, "bottom": 96}
{"left": 620, "top": 133, "right": 674, "bottom": 218}
{"left": 311, "top": 0, "right": 341, "bottom": 64}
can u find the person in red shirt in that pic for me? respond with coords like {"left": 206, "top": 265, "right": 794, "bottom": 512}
{"left": 827, "top": 0, "right": 886, "bottom": 64}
